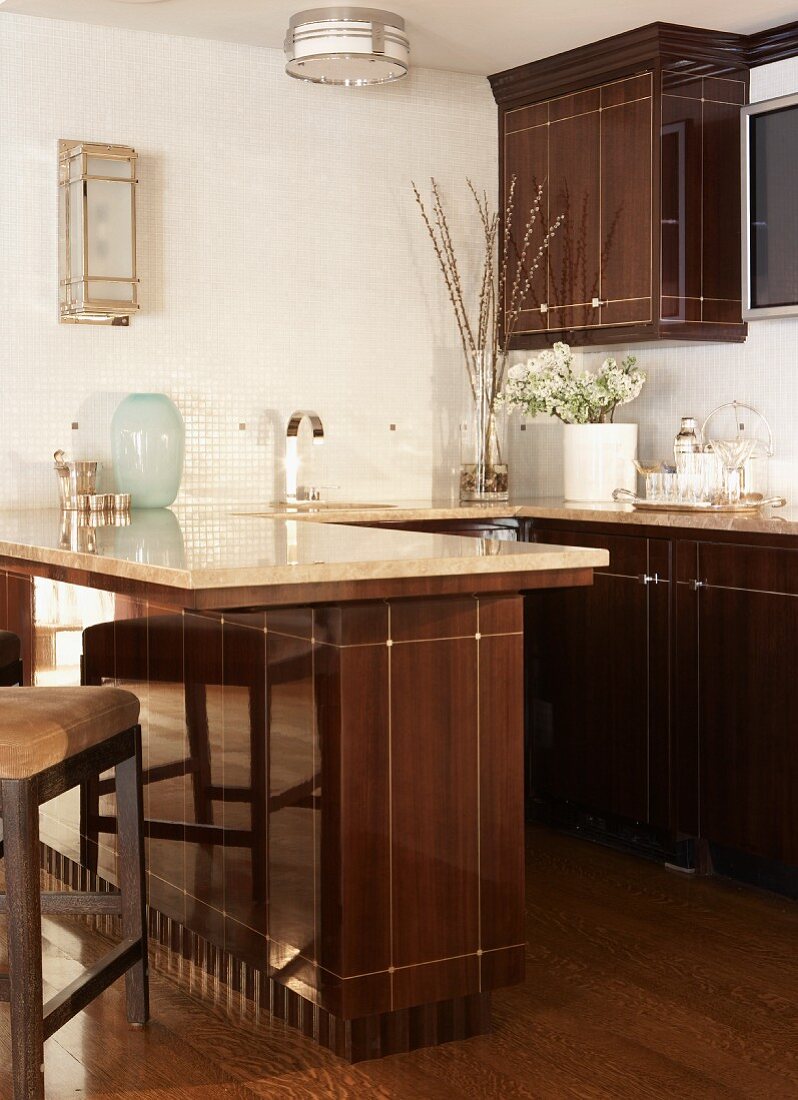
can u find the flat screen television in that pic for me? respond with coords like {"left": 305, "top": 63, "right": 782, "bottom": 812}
{"left": 742, "top": 92, "right": 798, "bottom": 319}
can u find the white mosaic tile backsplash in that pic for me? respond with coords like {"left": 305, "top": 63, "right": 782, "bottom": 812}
{"left": 0, "top": 14, "right": 494, "bottom": 507}
{"left": 509, "top": 56, "right": 798, "bottom": 504}
{"left": 4, "top": 13, "right": 798, "bottom": 510}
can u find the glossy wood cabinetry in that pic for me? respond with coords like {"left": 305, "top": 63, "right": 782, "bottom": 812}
{"left": 504, "top": 75, "right": 653, "bottom": 337}
{"left": 675, "top": 540, "right": 798, "bottom": 866}
{"left": 0, "top": 563, "right": 556, "bottom": 1061}
{"left": 491, "top": 23, "right": 749, "bottom": 347}
{"left": 661, "top": 73, "right": 747, "bottom": 326}
{"left": 370, "top": 515, "right": 798, "bottom": 888}
{"left": 527, "top": 527, "right": 671, "bottom": 830}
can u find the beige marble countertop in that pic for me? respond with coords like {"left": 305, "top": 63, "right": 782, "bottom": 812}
{"left": 0, "top": 507, "right": 607, "bottom": 593}
{"left": 2, "top": 493, "right": 792, "bottom": 599}
{"left": 240, "top": 495, "right": 798, "bottom": 537}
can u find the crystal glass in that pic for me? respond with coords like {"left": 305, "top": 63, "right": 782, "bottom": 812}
{"left": 711, "top": 439, "right": 757, "bottom": 504}
{"left": 677, "top": 470, "right": 703, "bottom": 504}
{"left": 645, "top": 471, "right": 663, "bottom": 501}
{"left": 662, "top": 472, "right": 678, "bottom": 503}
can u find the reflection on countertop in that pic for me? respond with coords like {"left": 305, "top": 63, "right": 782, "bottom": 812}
{"left": 0, "top": 505, "right": 607, "bottom": 592}
{"left": 241, "top": 495, "right": 798, "bottom": 537}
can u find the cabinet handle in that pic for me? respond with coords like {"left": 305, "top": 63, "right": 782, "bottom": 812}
{"left": 591, "top": 297, "right": 606, "bottom": 308}
{"left": 540, "top": 303, "right": 548, "bottom": 314}
{"left": 690, "top": 579, "right": 707, "bottom": 590}
{"left": 639, "top": 573, "right": 661, "bottom": 586}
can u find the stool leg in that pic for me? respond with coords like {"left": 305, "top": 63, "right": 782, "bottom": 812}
{"left": 249, "top": 681, "right": 267, "bottom": 904}
{"left": 79, "top": 775, "right": 101, "bottom": 873}
{"left": 185, "top": 682, "right": 214, "bottom": 825}
{"left": 2, "top": 778, "right": 45, "bottom": 1100}
{"left": 115, "top": 728, "right": 149, "bottom": 1026}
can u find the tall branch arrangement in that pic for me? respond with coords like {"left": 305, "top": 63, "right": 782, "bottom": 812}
{"left": 412, "top": 175, "right": 563, "bottom": 404}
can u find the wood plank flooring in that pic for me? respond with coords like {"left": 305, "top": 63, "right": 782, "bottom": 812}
{"left": 1, "top": 825, "right": 797, "bottom": 1099}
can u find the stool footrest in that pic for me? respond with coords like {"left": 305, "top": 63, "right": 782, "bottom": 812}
{"left": 0, "top": 891, "right": 122, "bottom": 916}
{"left": 43, "top": 936, "right": 143, "bottom": 1041}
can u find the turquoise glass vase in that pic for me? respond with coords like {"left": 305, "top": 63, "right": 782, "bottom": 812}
{"left": 111, "top": 393, "right": 185, "bottom": 508}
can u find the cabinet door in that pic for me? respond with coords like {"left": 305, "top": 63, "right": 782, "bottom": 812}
{"left": 503, "top": 103, "right": 550, "bottom": 335}
{"left": 527, "top": 528, "right": 670, "bottom": 825}
{"left": 686, "top": 542, "right": 798, "bottom": 864}
{"left": 660, "top": 72, "right": 747, "bottom": 327}
{"left": 701, "top": 77, "right": 747, "bottom": 325}
{"left": 600, "top": 75, "right": 653, "bottom": 327}
{"left": 661, "top": 83, "right": 703, "bottom": 322}
{"left": 546, "top": 89, "right": 601, "bottom": 331}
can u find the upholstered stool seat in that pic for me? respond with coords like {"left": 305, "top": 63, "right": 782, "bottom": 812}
{"left": 0, "top": 686, "right": 139, "bottom": 779}
{"left": 0, "top": 686, "right": 148, "bottom": 1100}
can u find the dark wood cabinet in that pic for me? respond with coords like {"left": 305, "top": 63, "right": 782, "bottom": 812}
{"left": 676, "top": 540, "right": 798, "bottom": 865}
{"left": 546, "top": 88, "right": 602, "bottom": 332}
{"left": 364, "top": 514, "right": 798, "bottom": 884}
{"left": 490, "top": 23, "right": 749, "bottom": 348}
{"left": 527, "top": 526, "right": 671, "bottom": 829}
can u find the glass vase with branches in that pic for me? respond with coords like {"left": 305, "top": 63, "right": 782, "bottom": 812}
{"left": 413, "top": 175, "right": 562, "bottom": 499}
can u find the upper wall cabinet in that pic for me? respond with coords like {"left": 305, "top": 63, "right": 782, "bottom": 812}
{"left": 490, "top": 23, "right": 750, "bottom": 348}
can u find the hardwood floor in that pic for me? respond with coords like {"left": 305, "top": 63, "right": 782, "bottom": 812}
{"left": 1, "top": 825, "right": 797, "bottom": 1099}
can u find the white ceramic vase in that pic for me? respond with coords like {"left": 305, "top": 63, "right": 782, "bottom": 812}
{"left": 562, "top": 423, "right": 638, "bottom": 502}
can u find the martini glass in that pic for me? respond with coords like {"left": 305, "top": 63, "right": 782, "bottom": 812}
{"left": 634, "top": 459, "right": 663, "bottom": 501}
{"left": 710, "top": 439, "right": 756, "bottom": 504}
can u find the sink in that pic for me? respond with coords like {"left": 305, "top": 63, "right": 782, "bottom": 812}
{"left": 236, "top": 502, "right": 396, "bottom": 515}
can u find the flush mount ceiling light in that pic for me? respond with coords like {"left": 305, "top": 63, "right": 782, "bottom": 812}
{"left": 285, "top": 7, "right": 409, "bottom": 86}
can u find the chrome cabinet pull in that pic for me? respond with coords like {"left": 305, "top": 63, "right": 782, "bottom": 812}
{"left": 690, "top": 578, "right": 707, "bottom": 590}
{"left": 639, "top": 573, "right": 661, "bottom": 586}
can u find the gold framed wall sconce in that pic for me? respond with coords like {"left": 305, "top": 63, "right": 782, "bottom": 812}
{"left": 58, "top": 140, "right": 139, "bottom": 326}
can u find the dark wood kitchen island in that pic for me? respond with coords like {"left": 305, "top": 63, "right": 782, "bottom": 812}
{"left": 0, "top": 507, "right": 606, "bottom": 1061}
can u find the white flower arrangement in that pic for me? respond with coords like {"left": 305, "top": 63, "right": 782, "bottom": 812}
{"left": 500, "top": 342, "right": 646, "bottom": 425}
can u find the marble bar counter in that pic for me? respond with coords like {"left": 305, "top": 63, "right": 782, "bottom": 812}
{"left": 242, "top": 495, "right": 798, "bottom": 540}
{"left": 0, "top": 506, "right": 606, "bottom": 608}
{"left": 0, "top": 506, "right": 606, "bottom": 1063}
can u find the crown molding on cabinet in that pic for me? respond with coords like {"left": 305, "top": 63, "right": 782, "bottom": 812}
{"left": 747, "top": 20, "right": 798, "bottom": 67}
{"left": 489, "top": 19, "right": 798, "bottom": 107}
{"left": 489, "top": 22, "right": 747, "bottom": 106}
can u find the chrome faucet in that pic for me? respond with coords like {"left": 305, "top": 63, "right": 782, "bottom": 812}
{"left": 285, "top": 410, "right": 325, "bottom": 502}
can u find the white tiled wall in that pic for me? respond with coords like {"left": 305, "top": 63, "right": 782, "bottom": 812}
{"left": 6, "top": 13, "right": 798, "bottom": 510}
{"left": 509, "top": 56, "right": 798, "bottom": 502}
{"left": 0, "top": 14, "right": 495, "bottom": 507}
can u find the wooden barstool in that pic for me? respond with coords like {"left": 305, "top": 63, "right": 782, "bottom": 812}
{"left": 0, "top": 686, "right": 148, "bottom": 1100}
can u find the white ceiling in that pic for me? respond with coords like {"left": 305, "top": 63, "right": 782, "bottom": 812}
{"left": 3, "top": 0, "right": 798, "bottom": 75}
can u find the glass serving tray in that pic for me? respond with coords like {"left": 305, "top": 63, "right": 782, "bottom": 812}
{"left": 612, "top": 489, "right": 787, "bottom": 514}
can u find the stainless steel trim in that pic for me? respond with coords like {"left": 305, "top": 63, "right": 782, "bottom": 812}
{"left": 741, "top": 91, "right": 798, "bottom": 320}
{"left": 290, "top": 26, "right": 407, "bottom": 45}
{"left": 286, "top": 411, "right": 325, "bottom": 440}
{"left": 288, "top": 7, "right": 405, "bottom": 32}
{"left": 285, "top": 411, "right": 325, "bottom": 503}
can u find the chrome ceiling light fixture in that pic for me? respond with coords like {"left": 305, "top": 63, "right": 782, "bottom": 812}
{"left": 284, "top": 7, "right": 409, "bottom": 87}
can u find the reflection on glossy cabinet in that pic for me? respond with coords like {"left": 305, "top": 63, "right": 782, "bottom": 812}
{"left": 526, "top": 526, "right": 671, "bottom": 829}
{"left": 492, "top": 22, "right": 749, "bottom": 347}
{"left": 676, "top": 540, "right": 798, "bottom": 866}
